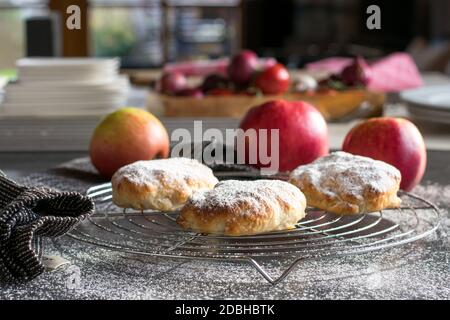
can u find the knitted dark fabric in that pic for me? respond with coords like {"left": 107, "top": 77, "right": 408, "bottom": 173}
{"left": 0, "top": 174, "right": 94, "bottom": 282}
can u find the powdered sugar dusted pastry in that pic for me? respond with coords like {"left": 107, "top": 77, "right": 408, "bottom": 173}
{"left": 289, "top": 152, "right": 401, "bottom": 215}
{"left": 177, "top": 180, "right": 306, "bottom": 236}
{"left": 112, "top": 158, "right": 218, "bottom": 211}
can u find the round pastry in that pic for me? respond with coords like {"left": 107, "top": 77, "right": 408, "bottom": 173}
{"left": 111, "top": 157, "right": 218, "bottom": 211}
{"left": 177, "top": 179, "right": 307, "bottom": 236}
{"left": 289, "top": 151, "right": 402, "bottom": 215}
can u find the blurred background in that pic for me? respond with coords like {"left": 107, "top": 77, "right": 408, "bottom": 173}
{"left": 0, "top": 0, "right": 450, "bottom": 72}
{"left": 0, "top": 0, "right": 450, "bottom": 153}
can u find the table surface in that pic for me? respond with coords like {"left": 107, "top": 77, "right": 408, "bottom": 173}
{"left": 0, "top": 151, "right": 449, "bottom": 300}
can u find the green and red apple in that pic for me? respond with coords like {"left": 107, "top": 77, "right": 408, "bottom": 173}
{"left": 90, "top": 107, "right": 170, "bottom": 178}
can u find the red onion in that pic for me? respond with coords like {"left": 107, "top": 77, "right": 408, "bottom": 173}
{"left": 201, "top": 74, "right": 230, "bottom": 93}
{"left": 159, "top": 72, "right": 187, "bottom": 95}
{"left": 227, "top": 50, "right": 259, "bottom": 86}
{"left": 340, "top": 57, "right": 372, "bottom": 86}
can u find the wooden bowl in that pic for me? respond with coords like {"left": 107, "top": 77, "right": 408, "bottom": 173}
{"left": 150, "top": 89, "right": 385, "bottom": 121}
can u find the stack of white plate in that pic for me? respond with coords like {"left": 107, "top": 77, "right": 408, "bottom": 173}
{"left": 0, "top": 87, "right": 149, "bottom": 151}
{"left": 0, "top": 58, "right": 129, "bottom": 116}
{"left": 400, "top": 85, "right": 450, "bottom": 124}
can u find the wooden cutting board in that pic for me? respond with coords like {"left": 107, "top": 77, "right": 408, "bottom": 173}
{"left": 152, "top": 89, "right": 385, "bottom": 120}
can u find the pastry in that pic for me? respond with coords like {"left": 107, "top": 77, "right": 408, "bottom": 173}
{"left": 112, "top": 158, "right": 218, "bottom": 211}
{"left": 289, "top": 151, "right": 402, "bottom": 215}
{"left": 177, "top": 179, "right": 306, "bottom": 236}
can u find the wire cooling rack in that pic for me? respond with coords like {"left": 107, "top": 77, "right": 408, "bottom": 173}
{"left": 68, "top": 172, "right": 441, "bottom": 285}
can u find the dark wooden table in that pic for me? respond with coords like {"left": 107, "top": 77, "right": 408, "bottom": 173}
{"left": 0, "top": 151, "right": 449, "bottom": 299}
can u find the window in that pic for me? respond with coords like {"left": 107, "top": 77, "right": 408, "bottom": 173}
{"left": 89, "top": 0, "right": 241, "bottom": 67}
{"left": 0, "top": 0, "right": 48, "bottom": 68}
{"left": 89, "top": 0, "right": 163, "bottom": 67}
{"left": 166, "top": 3, "right": 240, "bottom": 62}
{"left": 0, "top": 0, "right": 241, "bottom": 68}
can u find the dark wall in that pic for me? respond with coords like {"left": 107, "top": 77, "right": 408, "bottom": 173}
{"left": 358, "top": 0, "right": 418, "bottom": 50}
{"left": 242, "top": 0, "right": 437, "bottom": 66}
{"left": 242, "top": 0, "right": 294, "bottom": 57}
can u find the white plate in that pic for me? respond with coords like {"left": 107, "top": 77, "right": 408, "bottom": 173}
{"left": 6, "top": 75, "right": 129, "bottom": 91}
{"left": 3, "top": 96, "right": 125, "bottom": 105}
{"left": 400, "top": 85, "right": 450, "bottom": 111}
{"left": 16, "top": 58, "right": 119, "bottom": 70}
{"left": 16, "top": 58, "right": 120, "bottom": 83}
{"left": 407, "top": 103, "right": 450, "bottom": 124}
{"left": 1, "top": 109, "right": 119, "bottom": 117}
{"left": 2, "top": 97, "right": 124, "bottom": 108}
{"left": 3, "top": 88, "right": 128, "bottom": 100}
{"left": 1, "top": 103, "right": 123, "bottom": 116}
{"left": 18, "top": 74, "right": 118, "bottom": 83}
{"left": 2, "top": 76, "right": 129, "bottom": 104}
{"left": 400, "top": 85, "right": 450, "bottom": 124}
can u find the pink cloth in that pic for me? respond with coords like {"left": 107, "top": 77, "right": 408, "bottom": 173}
{"left": 163, "top": 58, "right": 230, "bottom": 77}
{"left": 162, "top": 57, "right": 277, "bottom": 77}
{"left": 305, "top": 57, "right": 353, "bottom": 74}
{"left": 367, "top": 53, "right": 423, "bottom": 92}
{"left": 306, "top": 53, "right": 423, "bottom": 92}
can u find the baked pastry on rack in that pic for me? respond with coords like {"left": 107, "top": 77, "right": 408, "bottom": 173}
{"left": 111, "top": 157, "right": 218, "bottom": 211}
{"left": 177, "top": 179, "right": 306, "bottom": 236}
{"left": 289, "top": 151, "right": 401, "bottom": 215}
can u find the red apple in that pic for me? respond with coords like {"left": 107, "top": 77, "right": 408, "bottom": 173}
{"left": 342, "top": 117, "right": 426, "bottom": 191}
{"left": 255, "top": 63, "right": 290, "bottom": 95}
{"left": 239, "top": 100, "right": 329, "bottom": 172}
{"left": 90, "top": 107, "right": 170, "bottom": 178}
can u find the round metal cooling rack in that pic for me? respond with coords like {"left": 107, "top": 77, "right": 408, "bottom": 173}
{"left": 68, "top": 173, "right": 441, "bottom": 285}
